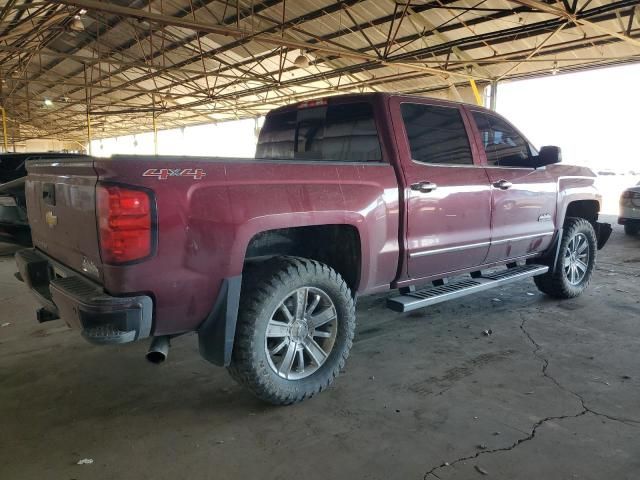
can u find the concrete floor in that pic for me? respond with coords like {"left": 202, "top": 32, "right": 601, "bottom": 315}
{"left": 1, "top": 216, "right": 639, "bottom": 480}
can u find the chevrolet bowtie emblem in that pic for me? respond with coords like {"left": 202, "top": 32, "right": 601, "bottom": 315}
{"left": 45, "top": 211, "right": 58, "bottom": 228}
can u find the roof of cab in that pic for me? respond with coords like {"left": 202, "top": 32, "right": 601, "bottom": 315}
{"left": 265, "top": 92, "right": 493, "bottom": 116}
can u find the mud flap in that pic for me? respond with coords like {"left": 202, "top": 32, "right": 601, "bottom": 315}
{"left": 595, "top": 222, "right": 612, "bottom": 250}
{"left": 197, "top": 275, "right": 242, "bottom": 367}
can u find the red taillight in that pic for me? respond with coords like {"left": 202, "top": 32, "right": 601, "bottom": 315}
{"left": 621, "top": 190, "right": 640, "bottom": 207}
{"left": 97, "top": 184, "right": 154, "bottom": 264}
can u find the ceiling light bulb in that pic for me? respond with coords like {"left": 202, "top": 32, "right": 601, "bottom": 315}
{"left": 43, "top": 98, "right": 53, "bottom": 107}
{"left": 294, "top": 51, "right": 310, "bottom": 68}
{"left": 551, "top": 61, "right": 560, "bottom": 75}
{"left": 70, "top": 15, "right": 85, "bottom": 32}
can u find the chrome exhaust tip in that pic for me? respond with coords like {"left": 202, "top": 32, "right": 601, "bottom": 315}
{"left": 146, "top": 336, "right": 170, "bottom": 364}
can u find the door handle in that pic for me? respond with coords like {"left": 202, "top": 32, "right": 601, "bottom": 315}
{"left": 493, "top": 179, "right": 513, "bottom": 190}
{"left": 410, "top": 181, "right": 438, "bottom": 193}
{"left": 42, "top": 183, "right": 56, "bottom": 205}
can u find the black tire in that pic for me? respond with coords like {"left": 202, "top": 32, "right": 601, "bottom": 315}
{"left": 534, "top": 217, "right": 597, "bottom": 299}
{"left": 227, "top": 257, "right": 356, "bottom": 405}
{"left": 624, "top": 224, "right": 639, "bottom": 236}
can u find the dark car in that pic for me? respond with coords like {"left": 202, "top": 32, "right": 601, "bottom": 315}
{"left": 0, "top": 153, "right": 81, "bottom": 244}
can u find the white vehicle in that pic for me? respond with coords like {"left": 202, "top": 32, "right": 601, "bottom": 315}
{"left": 619, "top": 183, "right": 640, "bottom": 235}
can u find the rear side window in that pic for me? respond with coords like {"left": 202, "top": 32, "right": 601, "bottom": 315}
{"left": 472, "top": 111, "right": 531, "bottom": 167}
{"left": 400, "top": 103, "right": 473, "bottom": 166}
{"left": 255, "top": 102, "right": 382, "bottom": 162}
{"left": 255, "top": 111, "right": 296, "bottom": 160}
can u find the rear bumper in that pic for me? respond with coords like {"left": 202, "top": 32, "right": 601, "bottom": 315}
{"left": 15, "top": 248, "right": 152, "bottom": 345}
{"left": 618, "top": 217, "right": 640, "bottom": 225}
{"left": 619, "top": 204, "right": 640, "bottom": 222}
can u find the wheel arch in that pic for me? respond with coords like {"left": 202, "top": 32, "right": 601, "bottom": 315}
{"left": 562, "top": 199, "right": 600, "bottom": 226}
{"left": 243, "top": 224, "right": 363, "bottom": 294}
{"left": 559, "top": 199, "right": 611, "bottom": 249}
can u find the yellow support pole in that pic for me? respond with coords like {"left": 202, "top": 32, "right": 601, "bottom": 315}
{"left": 0, "top": 107, "right": 8, "bottom": 152}
{"left": 469, "top": 78, "right": 483, "bottom": 107}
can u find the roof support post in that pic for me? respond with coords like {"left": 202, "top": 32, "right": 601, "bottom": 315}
{"left": 469, "top": 78, "right": 483, "bottom": 106}
{"left": 152, "top": 94, "right": 158, "bottom": 155}
{"left": 84, "top": 64, "right": 92, "bottom": 155}
{"left": 0, "top": 107, "right": 8, "bottom": 152}
{"left": 489, "top": 80, "right": 498, "bottom": 111}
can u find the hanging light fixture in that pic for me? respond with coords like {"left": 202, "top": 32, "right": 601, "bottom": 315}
{"left": 70, "top": 14, "right": 85, "bottom": 32}
{"left": 293, "top": 50, "right": 310, "bottom": 68}
{"left": 551, "top": 61, "right": 560, "bottom": 75}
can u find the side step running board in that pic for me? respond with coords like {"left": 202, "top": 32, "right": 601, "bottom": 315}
{"left": 387, "top": 264, "right": 548, "bottom": 313}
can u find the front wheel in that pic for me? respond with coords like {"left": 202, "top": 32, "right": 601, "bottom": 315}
{"left": 227, "top": 257, "right": 356, "bottom": 405}
{"left": 534, "top": 217, "right": 597, "bottom": 299}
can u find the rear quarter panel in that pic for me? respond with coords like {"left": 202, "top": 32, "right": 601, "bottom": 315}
{"left": 96, "top": 157, "right": 400, "bottom": 335}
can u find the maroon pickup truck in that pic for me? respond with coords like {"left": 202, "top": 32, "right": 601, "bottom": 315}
{"left": 16, "top": 93, "right": 610, "bottom": 404}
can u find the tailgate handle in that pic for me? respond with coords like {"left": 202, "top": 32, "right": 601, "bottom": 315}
{"left": 42, "top": 183, "right": 56, "bottom": 206}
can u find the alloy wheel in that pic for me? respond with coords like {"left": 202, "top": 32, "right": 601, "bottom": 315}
{"left": 264, "top": 287, "right": 338, "bottom": 380}
{"left": 563, "top": 232, "right": 590, "bottom": 285}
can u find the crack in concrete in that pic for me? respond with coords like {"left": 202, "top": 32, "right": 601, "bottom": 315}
{"left": 518, "top": 313, "right": 640, "bottom": 427}
{"left": 423, "top": 409, "right": 588, "bottom": 479}
{"left": 422, "top": 311, "right": 639, "bottom": 480}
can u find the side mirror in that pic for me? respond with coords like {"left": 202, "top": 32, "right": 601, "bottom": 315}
{"left": 535, "top": 145, "right": 562, "bottom": 168}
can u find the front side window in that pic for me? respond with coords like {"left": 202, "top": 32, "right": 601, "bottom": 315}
{"left": 400, "top": 103, "right": 473, "bottom": 166}
{"left": 255, "top": 102, "right": 382, "bottom": 162}
{"left": 472, "top": 111, "right": 531, "bottom": 167}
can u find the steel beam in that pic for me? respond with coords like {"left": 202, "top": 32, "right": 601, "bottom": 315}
{"left": 53, "top": 0, "right": 475, "bottom": 80}
{"left": 510, "top": 0, "right": 640, "bottom": 48}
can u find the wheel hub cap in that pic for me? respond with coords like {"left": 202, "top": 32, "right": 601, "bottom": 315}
{"left": 289, "top": 321, "right": 309, "bottom": 343}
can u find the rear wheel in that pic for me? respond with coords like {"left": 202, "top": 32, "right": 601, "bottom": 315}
{"left": 624, "top": 224, "right": 639, "bottom": 236}
{"left": 534, "top": 217, "right": 597, "bottom": 299}
{"left": 228, "top": 257, "right": 355, "bottom": 405}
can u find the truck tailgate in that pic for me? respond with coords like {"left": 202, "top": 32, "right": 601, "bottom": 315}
{"left": 25, "top": 157, "right": 103, "bottom": 280}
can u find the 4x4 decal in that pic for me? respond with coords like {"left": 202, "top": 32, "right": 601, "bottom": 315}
{"left": 142, "top": 168, "right": 207, "bottom": 180}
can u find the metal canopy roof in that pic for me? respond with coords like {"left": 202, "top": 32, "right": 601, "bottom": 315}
{"left": 0, "top": 0, "right": 639, "bottom": 144}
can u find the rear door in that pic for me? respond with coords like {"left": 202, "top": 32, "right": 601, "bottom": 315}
{"left": 25, "top": 157, "right": 103, "bottom": 279}
{"left": 467, "top": 109, "right": 557, "bottom": 263}
{"left": 390, "top": 97, "right": 492, "bottom": 280}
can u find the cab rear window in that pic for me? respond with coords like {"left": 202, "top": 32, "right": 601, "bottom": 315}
{"left": 255, "top": 102, "right": 382, "bottom": 162}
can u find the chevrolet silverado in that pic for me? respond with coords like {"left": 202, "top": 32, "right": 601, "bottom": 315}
{"left": 15, "top": 93, "right": 611, "bottom": 404}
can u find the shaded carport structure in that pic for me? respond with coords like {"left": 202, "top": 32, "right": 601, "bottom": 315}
{"left": 0, "top": 0, "right": 639, "bottom": 145}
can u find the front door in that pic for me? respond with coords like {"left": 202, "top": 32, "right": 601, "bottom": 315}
{"left": 467, "top": 108, "right": 558, "bottom": 263}
{"left": 391, "top": 98, "right": 492, "bottom": 280}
